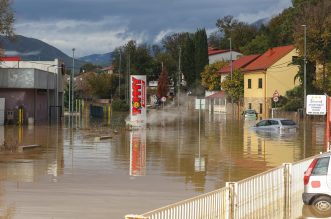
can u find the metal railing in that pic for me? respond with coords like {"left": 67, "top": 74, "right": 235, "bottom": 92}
{"left": 125, "top": 155, "right": 318, "bottom": 219}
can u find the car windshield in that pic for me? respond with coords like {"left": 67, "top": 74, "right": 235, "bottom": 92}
{"left": 280, "top": 120, "right": 296, "bottom": 126}
{"left": 245, "top": 110, "right": 256, "bottom": 114}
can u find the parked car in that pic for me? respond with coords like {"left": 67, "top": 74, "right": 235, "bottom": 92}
{"left": 251, "top": 118, "right": 298, "bottom": 132}
{"left": 302, "top": 152, "right": 331, "bottom": 217}
{"left": 242, "top": 109, "right": 257, "bottom": 120}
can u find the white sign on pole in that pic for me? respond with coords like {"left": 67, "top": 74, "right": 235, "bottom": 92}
{"left": 129, "top": 75, "right": 147, "bottom": 126}
{"left": 306, "top": 95, "right": 327, "bottom": 115}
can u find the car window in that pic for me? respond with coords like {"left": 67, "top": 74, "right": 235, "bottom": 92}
{"left": 245, "top": 110, "right": 256, "bottom": 114}
{"left": 256, "top": 120, "right": 268, "bottom": 127}
{"left": 311, "top": 157, "right": 330, "bottom": 175}
{"left": 269, "top": 120, "right": 279, "bottom": 125}
{"left": 280, "top": 120, "right": 296, "bottom": 126}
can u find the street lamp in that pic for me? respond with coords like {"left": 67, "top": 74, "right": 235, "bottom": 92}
{"left": 302, "top": 25, "right": 307, "bottom": 115}
{"left": 178, "top": 46, "right": 181, "bottom": 109}
{"left": 72, "top": 48, "right": 75, "bottom": 114}
{"left": 119, "top": 49, "right": 122, "bottom": 98}
{"left": 229, "top": 38, "right": 233, "bottom": 80}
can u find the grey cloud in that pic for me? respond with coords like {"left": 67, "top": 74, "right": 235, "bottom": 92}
{"left": 12, "top": 0, "right": 292, "bottom": 56}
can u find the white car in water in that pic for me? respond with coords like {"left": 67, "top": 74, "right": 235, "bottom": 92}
{"left": 251, "top": 118, "right": 298, "bottom": 133}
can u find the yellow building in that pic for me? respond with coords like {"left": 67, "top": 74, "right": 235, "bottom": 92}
{"left": 243, "top": 45, "right": 300, "bottom": 119}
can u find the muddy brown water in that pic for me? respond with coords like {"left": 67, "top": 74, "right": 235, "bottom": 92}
{"left": 0, "top": 111, "right": 326, "bottom": 218}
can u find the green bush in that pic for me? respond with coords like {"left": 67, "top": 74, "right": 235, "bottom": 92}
{"left": 112, "top": 99, "right": 130, "bottom": 111}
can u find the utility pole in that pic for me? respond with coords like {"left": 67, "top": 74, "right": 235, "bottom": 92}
{"left": 178, "top": 47, "right": 181, "bottom": 109}
{"left": 229, "top": 38, "right": 234, "bottom": 114}
{"left": 302, "top": 24, "right": 307, "bottom": 116}
{"left": 229, "top": 38, "right": 233, "bottom": 80}
{"left": 72, "top": 48, "right": 75, "bottom": 114}
{"left": 119, "top": 50, "right": 122, "bottom": 99}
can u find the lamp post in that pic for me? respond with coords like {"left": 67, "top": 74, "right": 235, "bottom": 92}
{"left": 119, "top": 49, "right": 122, "bottom": 99}
{"left": 229, "top": 38, "right": 234, "bottom": 114}
{"left": 72, "top": 48, "right": 75, "bottom": 114}
{"left": 178, "top": 46, "right": 181, "bottom": 109}
{"left": 229, "top": 37, "right": 233, "bottom": 80}
{"left": 302, "top": 25, "right": 307, "bottom": 115}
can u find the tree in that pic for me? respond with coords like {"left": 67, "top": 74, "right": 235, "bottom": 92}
{"left": 201, "top": 61, "right": 227, "bottom": 91}
{"left": 216, "top": 15, "right": 258, "bottom": 51}
{"left": 157, "top": 67, "right": 169, "bottom": 98}
{"left": 266, "top": 7, "right": 296, "bottom": 47}
{"left": 194, "top": 28, "right": 209, "bottom": 83}
{"left": 221, "top": 69, "right": 244, "bottom": 103}
{"left": 0, "top": 0, "right": 15, "bottom": 56}
{"left": 293, "top": 0, "right": 331, "bottom": 93}
{"left": 181, "top": 34, "right": 195, "bottom": 88}
{"left": 208, "top": 31, "right": 222, "bottom": 48}
{"left": 240, "top": 34, "right": 269, "bottom": 55}
{"left": 79, "top": 63, "right": 101, "bottom": 73}
{"left": 87, "top": 73, "right": 116, "bottom": 99}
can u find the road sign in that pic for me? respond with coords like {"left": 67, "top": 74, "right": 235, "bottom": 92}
{"left": 161, "top": 97, "right": 166, "bottom": 102}
{"left": 306, "top": 95, "right": 326, "bottom": 115}
{"left": 273, "top": 96, "right": 279, "bottom": 102}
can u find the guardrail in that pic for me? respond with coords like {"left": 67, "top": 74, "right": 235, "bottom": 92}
{"left": 125, "top": 155, "right": 317, "bottom": 219}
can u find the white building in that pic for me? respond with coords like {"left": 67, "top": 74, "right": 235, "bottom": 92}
{"left": 208, "top": 47, "right": 242, "bottom": 64}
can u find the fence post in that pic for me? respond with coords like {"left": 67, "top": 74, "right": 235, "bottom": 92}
{"left": 283, "top": 163, "right": 292, "bottom": 219}
{"left": 226, "top": 182, "right": 237, "bottom": 219}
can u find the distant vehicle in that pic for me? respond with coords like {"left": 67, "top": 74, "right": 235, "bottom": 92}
{"left": 251, "top": 118, "right": 298, "bottom": 132}
{"left": 242, "top": 109, "right": 257, "bottom": 119}
{"left": 302, "top": 152, "right": 331, "bottom": 217}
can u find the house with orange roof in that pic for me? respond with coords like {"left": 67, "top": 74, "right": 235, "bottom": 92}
{"left": 208, "top": 47, "right": 242, "bottom": 64}
{"left": 242, "top": 45, "right": 300, "bottom": 119}
{"left": 218, "top": 54, "right": 260, "bottom": 89}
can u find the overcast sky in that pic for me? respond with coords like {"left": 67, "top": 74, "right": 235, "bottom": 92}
{"left": 12, "top": 0, "right": 292, "bottom": 57}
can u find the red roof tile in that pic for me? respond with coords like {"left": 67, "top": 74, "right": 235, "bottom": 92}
{"left": 208, "top": 47, "right": 228, "bottom": 56}
{"left": 218, "top": 55, "right": 260, "bottom": 74}
{"left": 206, "top": 91, "right": 226, "bottom": 99}
{"left": 244, "top": 45, "right": 295, "bottom": 71}
{"left": 102, "top": 66, "right": 113, "bottom": 71}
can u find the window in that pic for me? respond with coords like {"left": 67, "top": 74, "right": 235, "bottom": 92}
{"left": 312, "top": 157, "right": 330, "bottom": 175}
{"left": 258, "top": 78, "right": 262, "bottom": 88}
{"left": 259, "top": 103, "right": 263, "bottom": 114}
{"left": 280, "top": 120, "right": 296, "bottom": 126}
{"left": 248, "top": 79, "right": 251, "bottom": 89}
{"left": 269, "top": 120, "right": 279, "bottom": 125}
{"left": 248, "top": 103, "right": 252, "bottom": 109}
{"left": 256, "top": 120, "right": 268, "bottom": 127}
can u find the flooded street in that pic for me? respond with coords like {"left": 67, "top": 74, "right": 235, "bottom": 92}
{"left": 0, "top": 110, "right": 326, "bottom": 218}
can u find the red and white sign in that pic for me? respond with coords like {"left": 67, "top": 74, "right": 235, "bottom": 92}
{"left": 273, "top": 90, "right": 279, "bottom": 102}
{"left": 130, "top": 75, "right": 146, "bottom": 126}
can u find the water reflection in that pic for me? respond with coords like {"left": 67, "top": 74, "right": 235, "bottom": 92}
{"left": 130, "top": 129, "right": 146, "bottom": 176}
{"left": 302, "top": 204, "right": 331, "bottom": 218}
{"left": 0, "top": 111, "right": 327, "bottom": 218}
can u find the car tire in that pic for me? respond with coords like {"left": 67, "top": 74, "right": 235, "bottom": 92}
{"left": 311, "top": 196, "right": 331, "bottom": 217}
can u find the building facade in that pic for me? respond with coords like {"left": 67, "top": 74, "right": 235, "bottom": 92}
{"left": 243, "top": 45, "right": 300, "bottom": 119}
{"left": 0, "top": 58, "right": 64, "bottom": 124}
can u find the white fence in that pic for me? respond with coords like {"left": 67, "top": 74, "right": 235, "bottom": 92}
{"left": 125, "top": 155, "right": 317, "bottom": 219}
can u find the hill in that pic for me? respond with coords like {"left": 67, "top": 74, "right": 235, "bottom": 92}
{"left": 0, "top": 35, "right": 85, "bottom": 72}
{"left": 79, "top": 52, "right": 113, "bottom": 66}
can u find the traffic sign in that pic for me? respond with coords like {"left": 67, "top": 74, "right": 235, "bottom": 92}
{"left": 306, "top": 95, "right": 326, "bottom": 115}
{"left": 273, "top": 96, "right": 279, "bottom": 102}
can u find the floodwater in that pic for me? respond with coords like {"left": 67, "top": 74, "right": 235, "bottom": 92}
{"left": 0, "top": 109, "right": 327, "bottom": 219}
